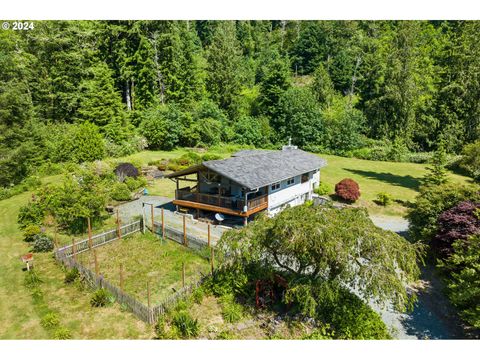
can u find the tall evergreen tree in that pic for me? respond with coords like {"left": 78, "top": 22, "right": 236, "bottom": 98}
{"left": 206, "top": 21, "right": 243, "bottom": 119}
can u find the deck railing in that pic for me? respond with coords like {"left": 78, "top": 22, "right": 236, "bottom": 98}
{"left": 175, "top": 189, "right": 267, "bottom": 212}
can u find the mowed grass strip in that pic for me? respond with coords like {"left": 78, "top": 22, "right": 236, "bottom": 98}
{"left": 318, "top": 154, "right": 472, "bottom": 216}
{"left": 76, "top": 233, "right": 210, "bottom": 305}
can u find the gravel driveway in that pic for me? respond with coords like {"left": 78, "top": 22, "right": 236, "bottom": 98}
{"left": 369, "top": 215, "right": 467, "bottom": 339}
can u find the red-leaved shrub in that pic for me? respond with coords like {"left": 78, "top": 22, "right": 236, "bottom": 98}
{"left": 433, "top": 201, "right": 480, "bottom": 257}
{"left": 335, "top": 178, "right": 360, "bottom": 202}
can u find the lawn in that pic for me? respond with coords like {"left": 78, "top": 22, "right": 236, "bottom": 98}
{"left": 0, "top": 189, "right": 153, "bottom": 339}
{"left": 76, "top": 233, "right": 211, "bottom": 305}
{"left": 318, "top": 154, "right": 472, "bottom": 216}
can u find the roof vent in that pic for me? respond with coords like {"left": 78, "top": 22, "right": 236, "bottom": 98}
{"left": 282, "top": 137, "right": 298, "bottom": 151}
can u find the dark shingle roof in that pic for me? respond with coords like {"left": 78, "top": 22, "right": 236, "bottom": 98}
{"left": 204, "top": 149, "right": 326, "bottom": 190}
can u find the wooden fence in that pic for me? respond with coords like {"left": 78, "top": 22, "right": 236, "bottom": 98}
{"left": 54, "top": 219, "right": 209, "bottom": 324}
{"left": 57, "top": 220, "right": 142, "bottom": 257}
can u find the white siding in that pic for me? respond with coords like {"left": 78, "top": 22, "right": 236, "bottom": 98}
{"left": 267, "top": 170, "right": 320, "bottom": 216}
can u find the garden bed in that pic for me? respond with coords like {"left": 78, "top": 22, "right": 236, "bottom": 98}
{"left": 75, "top": 232, "right": 210, "bottom": 305}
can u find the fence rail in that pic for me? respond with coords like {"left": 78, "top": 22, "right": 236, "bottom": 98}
{"left": 57, "top": 220, "right": 142, "bottom": 257}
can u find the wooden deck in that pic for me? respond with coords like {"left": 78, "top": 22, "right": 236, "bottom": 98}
{"left": 173, "top": 195, "right": 268, "bottom": 217}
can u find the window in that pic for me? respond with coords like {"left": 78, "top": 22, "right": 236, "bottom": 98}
{"left": 271, "top": 182, "right": 280, "bottom": 191}
{"left": 286, "top": 177, "right": 295, "bottom": 186}
{"left": 301, "top": 173, "right": 309, "bottom": 183}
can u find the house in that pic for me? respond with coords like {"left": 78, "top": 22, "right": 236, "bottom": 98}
{"left": 166, "top": 146, "right": 327, "bottom": 225}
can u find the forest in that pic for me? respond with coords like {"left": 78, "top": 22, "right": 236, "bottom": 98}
{"left": 2, "top": 20, "right": 480, "bottom": 188}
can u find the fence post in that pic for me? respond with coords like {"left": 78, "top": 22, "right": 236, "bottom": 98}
{"left": 183, "top": 215, "right": 187, "bottom": 246}
{"left": 161, "top": 208, "right": 165, "bottom": 240}
{"left": 210, "top": 247, "right": 214, "bottom": 275}
{"left": 53, "top": 225, "right": 58, "bottom": 251}
{"left": 94, "top": 249, "right": 99, "bottom": 276}
{"left": 116, "top": 210, "right": 122, "bottom": 240}
{"left": 207, "top": 223, "right": 211, "bottom": 247}
{"left": 120, "top": 263, "right": 124, "bottom": 291}
{"left": 182, "top": 262, "right": 186, "bottom": 287}
{"left": 142, "top": 202, "right": 146, "bottom": 234}
{"left": 147, "top": 281, "right": 151, "bottom": 309}
{"left": 87, "top": 217, "right": 93, "bottom": 250}
{"left": 150, "top": 204, "right": 155, "bottom": 234}
{"left": 72, "top": 238, "right": 77, "bottom": 260}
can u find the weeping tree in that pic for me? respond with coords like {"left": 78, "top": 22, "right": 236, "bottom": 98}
{"left": 218, "top": 205, "right": 423, "bottom": 312}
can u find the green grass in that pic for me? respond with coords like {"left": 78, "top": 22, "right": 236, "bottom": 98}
{"left": 0, "top": 189, "right": 153, "bottom": 339}
{"left": 318, "top": 154, "right": 472, "bottom": 216}
{"left": 76, "top": 233, "right": 210, "bottom": 304}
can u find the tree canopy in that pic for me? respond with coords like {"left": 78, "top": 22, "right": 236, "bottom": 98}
{"left": 218, "top": 205, "right": 422, "bottom": 312}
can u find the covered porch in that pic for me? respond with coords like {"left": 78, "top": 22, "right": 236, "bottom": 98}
{"left": 166, "top": 164, "right": 268, "bottom": 222}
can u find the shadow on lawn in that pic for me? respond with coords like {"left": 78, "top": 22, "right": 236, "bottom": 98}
{"left": 343, "top": 168, "right": 422, "bottom": 190}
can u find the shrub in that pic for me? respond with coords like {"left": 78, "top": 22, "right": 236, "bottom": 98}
{"left": 314, "top": 182, "right": 332, "bottom": 196}
{"left": 17, "top": 201, "right": 45, "bottom": 229}
{"left": 124, "top": 176, "right": 147, "bottom": 191}
{"left": 90, "top": 288, "right": 113, "bottom": 307}
{"left": 154, "top": 317, "right": 170, "bottom": 339}
{"left": 171, "top": 311, "right": 200, "bottom": 339}
{"left": 376, "top": 192, "right": 393, "bottom": 206}
{"left": 459, "top": 140, "right": 480, "bottom": 181}
{"left": 201, "top": 153, "right": 223, "bottom": 161}
{"left": 53, "top": 327, "right": 72, "bottom": 340}
{"left": 23, "top": 224, "right": 41, "bottom": 242}
{"left": 64, "top": 268, "right": 80, "bottom": 284}
{"left": 114, "top": 163, "right": 139, "bottom": 181}
{"left": 433, "top": 201, "right": 480, "bottom": 257}
{"left": 439, "top": 235, "right": 480, "bottom": 329}
{"left": 335, "top": 178, "right": 360, "bottom": 202}
{"left": 191, "top": 287, "right": 205, "bottom": 304}
{"left": 110, "top": 182, "right": 131, "bottom": 201}
{"left": 32, "top": 233, "right": 54, "bottom": 252}
{"left": 221, "top": 300, "right": 243, "bottom": 323}
{"left": 41, "top": 312, "right": 60, "bottom": 329}
{"left": 407, "top": 183, "right": 480, "bottom": 243}
{"left": 139, "top": 104, "right": 184, "bottom": 150}
{"left": 70, "top": 122, "right": 106, "bottom": 163}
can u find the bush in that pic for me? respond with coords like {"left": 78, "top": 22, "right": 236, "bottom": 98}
{"left": 201, "top": 153, "right": 223, "bottom": 161}
{"left": 335, "top": 178, "right": 360, "bottom": 202}
{"left": 433, "top": 201, "right": 480, "bottom": 257}
{"left": 124, "top": 176, "right": 147, "bottom": 191}
{"left": 191, "top": 287, "right": 205, "bottom": 304}
{"left": 90, "top": 288, "right": 113, "bottom": 307}
{"left": 41, "top": 312, "right": 60, "bottom": 329}
{"left": 314, "top": 182, "right": 332, "bottom": 196}
{"left": 459, "top": 140, "right": 480, "bottom": 181}
{"left": 32, "top": 233, "right": 54, "bottom": 253}
{"left": 171, "top": 311, "right": 200, "bottom": 339}
{"left": 220, "top": 296, "right": 243, "bottom": 323}
{"left": 439, "top": 235, "right": 480, "bottom": 329}
{"left": 53, "top": 327, "right": 72, "bottom": 340}
{"left": 407, "top": 183, "right": 480, "bottom": 243}
{"left": 70, "top": 122, "right": 106, "bottom": 163}
{"left": 375, "top": 192, "right": 393, "bottom": 206}
{"left": 64, "top": 268, "right": 80, "bottom": 284}
{"left": 17, "top": 202, "right": 45, "bottom": 229}
{"left": 139, "top": 105, "right": 184, "bottom": 150}
{"left": 23, "top": 224, "right": 41, "bottom": 242}
{"left": 110, "top": 182, "right": 131, "bottom": 201}
{"left": 114, "top": 163, "right": 139, "bottom": 181}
